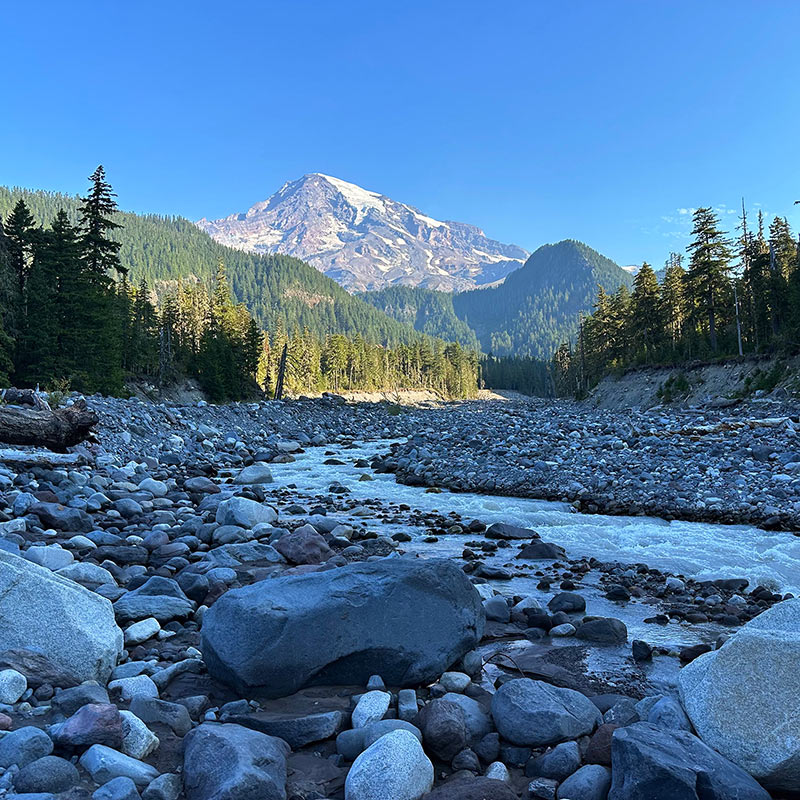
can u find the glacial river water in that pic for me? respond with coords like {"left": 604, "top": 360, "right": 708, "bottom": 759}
{"left": 261, "top": 439, "right": 800, "bottom": 667}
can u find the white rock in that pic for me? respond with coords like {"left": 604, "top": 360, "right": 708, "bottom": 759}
{"left": 215, "top": 496, "right": 278, "bottom": 529}
{"left": 119, "top": 709, "right": 160, "bottom": 759}
{"left": 439, "top": 671, "right": 471, "bottom": 693}
{"left": 352, "top": 690, "right": 391, "bottom": 728}
{"left": 485, "top": 761, "right": 510, "bottom": 782}
{"left": 0, "top": 549, "right": 122, "bottom": 683}
{"left": 57, "top": 562, "right": 116, "bottom": 588}
{"left": 138, "top": 478, "right": 168, "bottom": 497}
{"left": 233, "top": 463, "right": 273, "bottom": 484}
{"left": 345, "top": 729, "right": 433, "bottom": 800}
{"left": 109, "top": 674, "right": 159, "bottom": 701}
{"left": 25, "top": 544, "right": 74, "bottom": 570}
{"left": 124, "top": 618, "right": 161, "bottom": 646}
{"left": 0, "top": 668, "right": 27, "bottom": 704}
{"left": 678, "top": 598, "right": 800, "bottom": 792}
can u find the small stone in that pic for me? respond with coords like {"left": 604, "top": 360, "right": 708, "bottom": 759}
{"left": 439, "top": 672, "right": 471, "bottom": 693}
{"left": 0, "top": 725, "right": 53, "bottom": 768}
{"left": 142, "top": 773, "right": 182, "bottom": 800}
{"left": 124, "top": 618, "right": 161, "bottom": 646}
{"left": 397, "top": 689, "right": 418, "bottom": 722}
{"left": 79, "top": 743, "right": 160, "bottom": 789}
{"left": 344, "top": 729, "right": 433, "bottom": 800}
{"left": 14, "top": 754, "right": 79, "bottom": 793}
{"left": 352, "top": 690, "right": 391, "bottom": 728}
{"left": 0, "top": 668, "right": 27, "bottom": 703}
{"left": 120, "top": 710, "right": 160, "bottom": 760}
{"left": 550, "top": 623, "right": 576, "bottom": 637}
{"left": 631, "top": 640, "right": 653, "bottom": 661}
{"left": 92, "top": 775, "right": 141, "bottom": 800}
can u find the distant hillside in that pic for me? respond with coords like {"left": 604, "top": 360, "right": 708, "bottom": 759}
{"left": 0, "top": 187, "right": 425, "bottom": 347}
{"left": 452, "top": 240, "right": 633, "bottom": 358}
{"left": 359, "top": 285, "right": 479, "bottom": 349}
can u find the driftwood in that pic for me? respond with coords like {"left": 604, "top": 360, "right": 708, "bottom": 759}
{"left": 0, "top": 449, "right": 88, "bottom": 467}
{"left": 0, "top": 398, "right": 98, "bottom": 451}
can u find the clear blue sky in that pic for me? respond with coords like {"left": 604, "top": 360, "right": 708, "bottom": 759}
{"left": 3, "top": 0, "right": 799, "bottom": 268}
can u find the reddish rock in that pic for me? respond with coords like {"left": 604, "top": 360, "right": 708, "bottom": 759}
{"left": 51, "top": 703, "right": 123, "bottom": 751}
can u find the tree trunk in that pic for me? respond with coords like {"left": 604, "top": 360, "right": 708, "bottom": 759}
{"left": 0, "top": 398, "right": 98, "bottom": 451}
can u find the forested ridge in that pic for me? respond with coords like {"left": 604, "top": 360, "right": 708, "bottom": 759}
{"left": 554, "top": 205, "right": 800, "bottom": 396}
{"left": 0, "top": 186, "right": 428, "bottom": 347}
{"left": 359, "top": 285, "right": 479, "bottom": 349}
{"left": 453, "top": 240, "right": 633, "bottom": 359}
{"left": 0, "top": 172, "right": 479, "bottom": 400}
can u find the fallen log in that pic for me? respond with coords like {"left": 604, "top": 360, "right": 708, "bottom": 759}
{"left": 0, "top": 449, "right": 88, "bottom": 467}
{"left": 0, "top": 398, "right": 98, "bottom": 451}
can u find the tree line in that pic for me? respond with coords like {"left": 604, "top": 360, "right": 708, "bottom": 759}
{"left": 553, "top": 205, "right": 800, "bottom": 396}
{"left": 259, "top": 328, "right": 478, "bottom": 400}
{"left": 0, "top": 168, "right": 479, "bottom": 401}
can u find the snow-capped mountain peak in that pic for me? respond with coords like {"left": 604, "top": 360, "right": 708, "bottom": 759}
{"left": 197, "top": 174, "right": 527, "bottom": 292}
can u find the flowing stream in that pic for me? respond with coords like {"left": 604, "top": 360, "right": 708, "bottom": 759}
{"left": 264, "top": 439, "right": 800, "bottom": 675}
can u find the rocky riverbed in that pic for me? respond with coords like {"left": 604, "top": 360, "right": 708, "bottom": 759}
{"left": 0, "top": 392, "right": 795, "bottom": 800}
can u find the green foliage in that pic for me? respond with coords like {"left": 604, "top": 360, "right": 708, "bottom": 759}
{"left": 452, "top": 240, "right": 633, "bottom": 359}
{"left": 360, "top": 285, "right": 479, "bottom": 349}
{"left": 740, "top": 362, "right": 786, "bottom": 396}
{"left": 656, "top": 371, "right": 690, "bottom": 403}
{"left": 0, "top": 186, "right": 425, "bottom": 348}
{"left": 262, "top": 332, "right": 479, "bottom": 400}
{"left": 553, "top": 207, "right": 800, "bottom": 398}
{"left": 480, "top": 355, "right": 551, "bottom": 396}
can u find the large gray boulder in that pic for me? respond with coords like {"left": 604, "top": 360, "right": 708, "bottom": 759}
{"left": 491, "top": 678, "right": 601, "bottom": 746}
{"left": 0, "top": 550, "right": 122, "bottom": 683}
{"left": 678, "top": 598, "right": 800, "bottom": 792}
{"left": 183, "top": 723, "right": 289, "bottom": 800}
{"left": 202, "top": 558, "right": 484, "bottom": 697}
{"left": 609, "top": 722, "right": 770, "bottom": 800}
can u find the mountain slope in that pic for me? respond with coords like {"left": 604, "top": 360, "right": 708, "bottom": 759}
{"left": 0, "top": 186, "right": 426, "bottom": 346}
{"left": 197, "top": 173, "right": 528, "bottom": 292}
{"left": 359, "top": 286, "right": 479, "bottom": 349}
{"left": 452, "top": 240, "right": 633, "bottom": 359}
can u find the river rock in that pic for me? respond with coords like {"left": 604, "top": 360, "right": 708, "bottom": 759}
{"left": 233, "top": 463, "right": 273, "bottom": 484}
{"left": 0, "top": 549, "right": 122, "bottom": 682}
{"left": 114, "top": 576, "right": 195, "bottom": 623}
{"left": 29, "top": 501, "right": 92, "bottom": 532}
{"left": 609, "top": 722, "right": 770, "bottom": 800}
{"left": 516, "top": 541, "right": 567, "bottom": 560}
{"left": 486, "top": 523, "right": 537, "bottom": 540}
{"left": 274, "top": 525, "right": 332, "bottom": 565}
{"left": 677, "top": 597, "right": 800, "bottom": 791}
{"left": 415, "top": 698, "right": 467, "bottom": 761}
{"left": 79, "top": 744, "right": 160, "bottom": 788}
{"left": 345, "top": 729, "right": 433, "bottom": 800}
{"left": 491, "top": 678, "right": 601, "bottom": 746}
{"left": 202, "top": 558, "right": 484, "bottom": 697}
{"left": 575, "top": 617, "right": 628, "bottom": 645}
{"left": 557, "top": 764, "right": 611, "bottom": 800}
{"left": 183, "top": 722, "right": 289, "bottom": 800}
{"left": 215, "top": 496, "right": 277, "bottom": 528}
{"left": 13, "top": 754, "right": 80, "bottom": 793}
{"left": 50, "top": 703, "right": 124, "bottom": 751}
{"left": 0, "top": 725, "right": 53, "bottom": 768}
{"left": 0, "top": 668, "right": 27, "bottom": 703}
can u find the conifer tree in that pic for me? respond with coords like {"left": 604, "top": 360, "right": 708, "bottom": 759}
{"left": 77, "top": 166, "right": 125, "bottom": 393}
{"left": 629, "top": 263, "right": 663, "bottom": 361}
{"left": 686, "top": 207, "right": 732, "bottom": 353}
